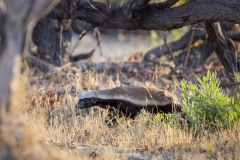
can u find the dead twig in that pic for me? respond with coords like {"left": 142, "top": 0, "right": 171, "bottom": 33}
{"left": 69, "top": 48, "right": 96, "bottom": 62}
{"left": 184, "top": 26, "right": 195, "bottom": 67}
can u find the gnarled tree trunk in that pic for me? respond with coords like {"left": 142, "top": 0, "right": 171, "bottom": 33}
{"left": 0, "top": 0, "right": 58, "bottom": 111}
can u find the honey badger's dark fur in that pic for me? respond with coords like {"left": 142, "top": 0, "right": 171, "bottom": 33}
{"left": 76, "top": 86, "right": 183, "bottom": 119}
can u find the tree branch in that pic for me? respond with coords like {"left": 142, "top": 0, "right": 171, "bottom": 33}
{"left": 154, "top": 0, "right": 179, "bottom": 9}
{"left": 50, "top": 0, "right": 240, "bottom": 31}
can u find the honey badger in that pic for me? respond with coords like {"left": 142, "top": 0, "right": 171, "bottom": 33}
{"left": 75, "top": 86, "right": 183, "bottom": 119}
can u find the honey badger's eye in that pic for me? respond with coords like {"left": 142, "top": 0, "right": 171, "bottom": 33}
{"left": 81, "top": 99, "right": 87, "bottom": 103}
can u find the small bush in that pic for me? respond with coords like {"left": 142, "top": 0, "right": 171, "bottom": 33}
{"left": 181, "top": 71, "right": 240, "bottom": 130}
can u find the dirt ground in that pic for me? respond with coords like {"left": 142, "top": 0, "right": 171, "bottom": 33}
{"left": 71, "top": 30, "right": 153, "bottom": 60}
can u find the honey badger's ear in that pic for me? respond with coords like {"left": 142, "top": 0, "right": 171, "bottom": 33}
{"left": 91, "top": 98, "right": 97, "bottom": 104}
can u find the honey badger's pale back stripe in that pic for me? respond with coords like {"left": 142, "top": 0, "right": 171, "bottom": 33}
{"left": 81, "top": 86, "right": 182, "bottom": 107}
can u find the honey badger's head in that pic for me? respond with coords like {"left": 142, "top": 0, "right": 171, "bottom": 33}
{"left": 75, "top": 98, "right": 97, "bottom": 109}
{"left": 75, "top": 90, "right": 104, "bottom": 109}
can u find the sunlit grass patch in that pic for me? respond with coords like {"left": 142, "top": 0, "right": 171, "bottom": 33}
{"left": 3, "top": 69, "right": 240, "bottom": 159}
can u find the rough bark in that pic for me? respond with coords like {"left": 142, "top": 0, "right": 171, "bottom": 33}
{"left": 32, "top": 18, "right": 71, "bottom": 66}
{"left": 0, "top": 5, "right": 5, "bottom": 56}
{"left": 0, "top": 0, "right": 59, "bottom": 111}
{"left": 50, "top": 0, "right": 240, "bottom": 30}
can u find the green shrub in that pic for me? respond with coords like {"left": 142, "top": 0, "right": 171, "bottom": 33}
{"left": 181, "top": 71, "right": 240, "bottom": 130}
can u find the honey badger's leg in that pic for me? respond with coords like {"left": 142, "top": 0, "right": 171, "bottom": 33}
{"left": 94, "top": 99, "right": 141, "bottom": 119}
{"left": 117, "top": 101, "right": 141, "bottom": 119}
{"left": 108, "top": 101, "right": 141, "bottom": 118}
{"left": 105, "top": 107, "right": 119, "bottom": 127}
{"left": 104, "top": 101, "right": 141, "bottom": 127}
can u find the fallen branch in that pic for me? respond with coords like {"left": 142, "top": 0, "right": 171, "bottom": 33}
{"left": 50, "top": 0, "right": 240, "bottom": 30}
{"left": 220, "top": 82, "right": 240, "bottom": 88}
{"left": 143, "top": 23, "right": 239, "bottom": 62}
{"left": 24, "top": 53, "right": 59, "bottom": 73}
{"left": 69, "top": 48, "right": 95, "bottom": 62}
{"left": 174, "top": 41, "right": 213, "bottom": 69}
{"left": 72, "top": 60, "right": 141, "bottom": 74}
{"left": 143, "top": 27, "right": 206, "bottom": 62}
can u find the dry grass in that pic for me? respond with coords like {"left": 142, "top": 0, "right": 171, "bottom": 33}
{"left": 1, "top": 66, "right": 240, "bottom": 160}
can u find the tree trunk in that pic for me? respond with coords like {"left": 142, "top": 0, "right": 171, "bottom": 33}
{"left": 0, "top": 0, "right": 58, "bottom": 111}
{"left": 0, "top": 22, "right": 23, "bottom": 111}
{"left": 32, "top": 18, "right": 71, "bottom": 66}
{"left": 205, "top": 21, "right": 239, "bottom": 80}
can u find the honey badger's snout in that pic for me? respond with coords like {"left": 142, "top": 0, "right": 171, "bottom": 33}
{"left": 75, "top": 99, "right": 86, "bottom": 109}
